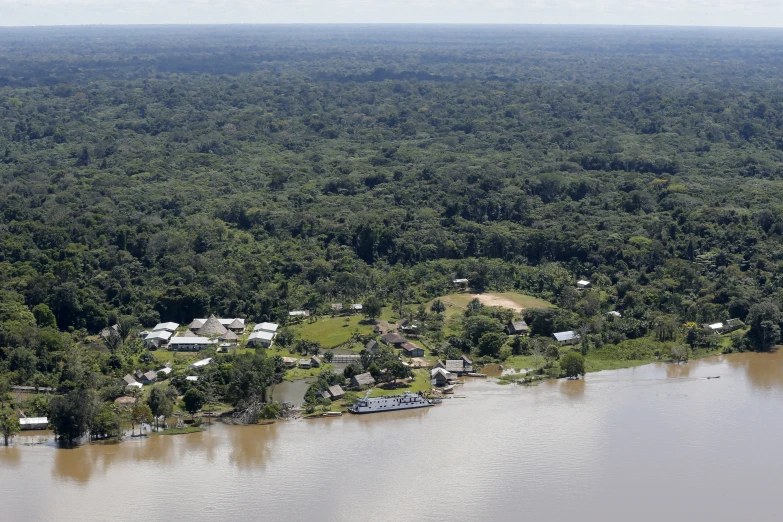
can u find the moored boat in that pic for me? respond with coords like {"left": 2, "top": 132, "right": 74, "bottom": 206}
{"left": 348, "top": 391, "right": 434, "bottom": 414}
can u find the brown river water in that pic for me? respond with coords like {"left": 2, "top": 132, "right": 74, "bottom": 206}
{"left": 3, "top": 351, "right": 783, "bottom": 522}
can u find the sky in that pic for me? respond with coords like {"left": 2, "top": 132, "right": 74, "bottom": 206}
{"left": 1, "top": 0, "right": 783, "bottom": 27}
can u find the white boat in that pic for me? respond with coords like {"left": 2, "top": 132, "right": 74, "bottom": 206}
{"left": 348, "top": 392, "right": 434, "bottom": 414}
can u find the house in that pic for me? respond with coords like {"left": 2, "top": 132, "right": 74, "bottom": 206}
{"left": 158, "top": 367, "right": 173, "bottom": 377}
{"left": 220, "top": 330, "right": 238, "bottom": 344}
{"left": 506, "top": 320, "right": 529, "bottom": 335}
{"left": 401, "top": 342, "right": 425, "bottom": 358}
{"left": 299, "top": 359, "right": 312, "bottom": 369}
{"left": 188, "top": 358, "right": 213, "bottom": 369}
{"left": 100, "top": 324, "right": 119, "bottom": 340}
{"left": 381, "top": 332, "right": 407, "bottom": 346}
{"left": 141, "top": 371, "right": 158, "bottom": 384}
{"left": 703, "top": 322, "right": 724, "bottom": 333}
{"left": 190, "top": 318, "right": 245, "bottom": 332}
{"left": 724, "top": 318, "right": 744, "bottom": 332}
{"left": 152, "top": 322, "right": 179, "bottom": 333}
{"left": 248, "top": 330, "right": 275, "bottom": 348}
{"left": 310, "top": 355, "right": 322, "bottom": 368}
{"left": 321, "top": 390, "right": 332, "bottom": 400}
{"left": 19, "top": 417, "right": 49, "bottom": 430}
{"left": 331, "top": 303, "right": 343, "bottom": 312}
{"left": 122, "top": 374, "right": 137, "bottom": 386}
{"left": 436, "top": 359, "right": 473, "bottom": 375}
{"left": 351, "top": 372, "right": 376, "bottom": 389}
{"left": 553, "top": 331, "right": 580, "bottom": 345}
{"left": 326, "top": 385, "right": 345, "bottom": 400}
{"left": 365, "top": 340, "right": 379, "bottom": 353}
{"left": 114, "top": 396, "right": 137, "bottom": 406}
{"left": 126, "top": 382, "right": 143, "bottom": 391}
{"left": 350, "top": 304, "right": 363, "bottom": 312}
{"left": 461, "top": 355, "right": 473, "bottom": 366}
{"left": 253, "top": 322, "right": 279, "bottom": 334}
{"left": 196, "top": 315, "right": 228, "bottom": 337}
{"left": 168, "top": 337, "right": 216, "bottom": 352}
{"left": 431, "top": 367, "right": 455, "bottom": 386}
{"left": 399, "top": 319, "right": 418, "bottom": 333}
{"left": 185, "top": 376, "right": 199, "bottom": 382}
{"left": 134, "top": 370, "right": 144, "bottom": 380}
{"left": 576, "top": 280, "right": 591, "bottom": 290}
{"left": 143, "top": 330, "right": 172, "bottom": 348}
{"left": 281, "top": 357, "right": 298, "bottom": 368}
{"left": 453, "top": 278, "right": 469, "bottom": 286}
{"left": 289, "top": 310, "right": 310, "bottom": 318}
{"left": 608, "top": 311, "right": 622, "bottom": 318}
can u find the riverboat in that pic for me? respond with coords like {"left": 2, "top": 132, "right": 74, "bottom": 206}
{"left": 348, "top": 392, "right": 434, "bottom": 414}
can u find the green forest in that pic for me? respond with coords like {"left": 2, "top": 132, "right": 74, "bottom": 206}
{"left": 3, "top": 25, "right": 783, "bottom": 439}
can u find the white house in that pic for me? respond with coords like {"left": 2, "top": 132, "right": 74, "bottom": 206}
{"left": 247, "top": 330, "right": 275, "bottom": 348}
{"left": 253, "top": 322, "right": 279, "bottom": 334}
{"left": 288, "top": 310, "right": 310, "bottom": 318}
{"left": 576, "top": 280, "right": 591, "bottom": 290}
{"left": 553, "top": 331, "right": 581, "bottom": 345}
{"left": 350, "top": 304, "right": 363, "bottom": 312}
{"left": 188, "top": 358, "right": 213, "bottom": 369}
{"left": 185, "top": 376, "right": 199, "bottom": 382}
{"left": 126, "top": 382, "right": 143, "bottom": 391}
{"left": 608, "top": 311, "right": 622, "bottom": 318}
{"left": 168, "top": 337, "right": 216, "bottom": 352}
{"left": 152, "top": 322, "right": 179, "bottom": 332}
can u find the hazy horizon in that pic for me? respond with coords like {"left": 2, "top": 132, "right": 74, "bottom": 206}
{"left": 2, "top": 0, "right": 783, "bottom": 29}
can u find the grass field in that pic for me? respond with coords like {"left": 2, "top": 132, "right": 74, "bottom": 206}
{"left": 368, "top": 369, "right": 431, "bottom": 397}
{"left": 429, "top": 292, "right": 553, "bottom": 319}
{"left": 296, "top": 314, "right": 374, "bottom": 348}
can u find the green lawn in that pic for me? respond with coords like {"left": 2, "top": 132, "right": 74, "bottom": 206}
{"left": 295, "top": 315, "right": 374, "bottom": 348}
{"left": 284, "top": 364, "right": 334, "bottom": 381}
{"left": 368, "top": 369, "right": 431, "bottom": 397}
{"left": 428, "top": 292, "right": 554, "bottom": 320}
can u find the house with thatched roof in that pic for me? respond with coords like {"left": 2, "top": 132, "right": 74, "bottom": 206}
{"left": 351, "top": 372, "right": 376, "bottom": 389}
{"left": 197, "top": 315, "right": 228, "bottom": 337}
{"left": 326, "top": 385, "right": 345, "bottom": 400}
{"left": 220, "top": 330, "right": 238, "bottom": 344}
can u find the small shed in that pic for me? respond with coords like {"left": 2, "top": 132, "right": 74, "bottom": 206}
{"left": 350, "top": 304, "right": 363, "bottom": 312}
{"left": 431, "top": 368, "right": 455, "bottom": 386}
{"left": 126, "top": 382, "right": 143, "bottom": 391}
{"left": 185, "top": 376, "right": 199, "bottom": 382}
{"left": 19, "top": 417, "right": 49, "bottom": 430}
{"left": 506, "top": 320, "right": 529, "bottom": 335}
{"left": 310, "top": 356, "right": 322, "bottom": 368}
{"left": 401, "top": 342, "right": 424, "bottom": 358}
{"left": 289, "top": 310, "right": 310, "bottom": 318}
{"left": 365, "top": 340, "right": 379, "bottom": 353}
{"left": 381, "top": 332, "right": 407, "bottom": 346}
{"left": 141, "top": 370, "right": 158, "bottom": 384}
{"left": 554, "top": 331, "right": 580, "bottom": 345}
{"left": 327, "top": 385, "right": 345, "bottom": 400}
{"left": 299, "top": 359, "right": 312, "bottom": 369}
{"left": 281, "top": 357, "right": 298, "bottom": 368}
{"left": 351, "top": 372, "right": 376, "bottom": 389}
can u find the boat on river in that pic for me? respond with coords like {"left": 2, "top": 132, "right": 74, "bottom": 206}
{"left": 348, "top": 392, "right": 435, "bottom": 414}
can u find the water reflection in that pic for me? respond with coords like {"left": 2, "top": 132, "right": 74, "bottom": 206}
{"left": 0, "top": 446, "right": 22, "bottom": 467}
{"left": 726, "top": 350, "right": 783, "bottom": 393}
{"left": 228, "top": 424, "right": 277, "bottom": 471}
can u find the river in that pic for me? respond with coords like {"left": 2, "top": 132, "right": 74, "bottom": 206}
{"left": 3, "top": 351, "right": 783, "bottom": 521}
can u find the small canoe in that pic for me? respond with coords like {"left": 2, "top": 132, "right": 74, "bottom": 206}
{"left": 322, "top": 412, "right": 343, "bottom": 417}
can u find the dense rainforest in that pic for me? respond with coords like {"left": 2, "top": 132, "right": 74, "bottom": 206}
{"left": 3, "top": 25, "right": 783, "bottom": 425}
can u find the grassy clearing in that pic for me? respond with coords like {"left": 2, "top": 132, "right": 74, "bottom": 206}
{"left": 368, "top": 369, "right": 431, "bottom": 397}
{"left": 428, "top": 292, "right": 554, "bottom": 320}
{"left": 284, "top": 364, "right": 334, "bottom": 381}
{"left": 296, "top": 315, "right": 374, "bottom": 348}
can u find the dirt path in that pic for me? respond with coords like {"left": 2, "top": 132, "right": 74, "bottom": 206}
{"left": 471, "top": 293, "right": 525, "bottom": 313}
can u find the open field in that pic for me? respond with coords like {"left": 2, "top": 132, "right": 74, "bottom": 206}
{"left": 368, "top": 369, "right": 431, "bottom": 397}
{"left": 296, "top": 315, "right": 374, "bottom": 348}
{"left": 429, "top": 292, "right": 553, "bottom": 319}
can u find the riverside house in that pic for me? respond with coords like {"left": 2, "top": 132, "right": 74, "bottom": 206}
{"left": 553, "top": 331, "right": 580, "bottom": 346}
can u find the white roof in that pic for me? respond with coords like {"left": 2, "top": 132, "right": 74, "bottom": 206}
{"left": 152, "top": 322, "right": 179, "bottom": 331}
{"left": 126, "top": 382, "right": 143, "bottom": 389}
{"left": 253, "top": 322, "right": 279, "bottom": 333}
{"left": 158, "top": 367, "right": 173, "bottom": 375}
{"left": 145, "top": 330, "right": 172, "bottom": 341}
{"left": 351, "top": 304, "right": 363, "bottom": 310}
{"left": 19, "top": 417, "right": 48, "bottom": 425}
{"left": 577, "top": 280, "right": 590, "bottom": 286}
{"left": 706, "top": 322, "right": 724, "bottom": 330}
{"left": 249, "top": 330, "right": 275, "bottom": 341}
{"left": 554, "top": 331, "right": 580, "bottom": 342}
{"left": 169, "top": 337, "right": 215, "bottom": 345}
{"left": 431, "top": 368, "right": 454, "bottom": 378}
{"left": 289, "top": 310, "right": 309, "bottom": 316}
{"left": 189, "top": 358, "right": 213, "bottom": 368}
{"left": 453, "top": 278, "right": 469, "bottom": 283}
{"left": 608, "top": 311, "right": 622, "bottom": 317}
{"left": 185, "top": 376, "right": 199, "bottom": 382}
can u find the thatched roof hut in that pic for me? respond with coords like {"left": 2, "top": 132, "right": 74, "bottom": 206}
{"left": 197, "top": 314, "right": 228, "bottom": 337}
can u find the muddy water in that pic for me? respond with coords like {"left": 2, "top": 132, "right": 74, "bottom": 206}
{"left": 4, "top": 351, "right": 783, "bottom": 521}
